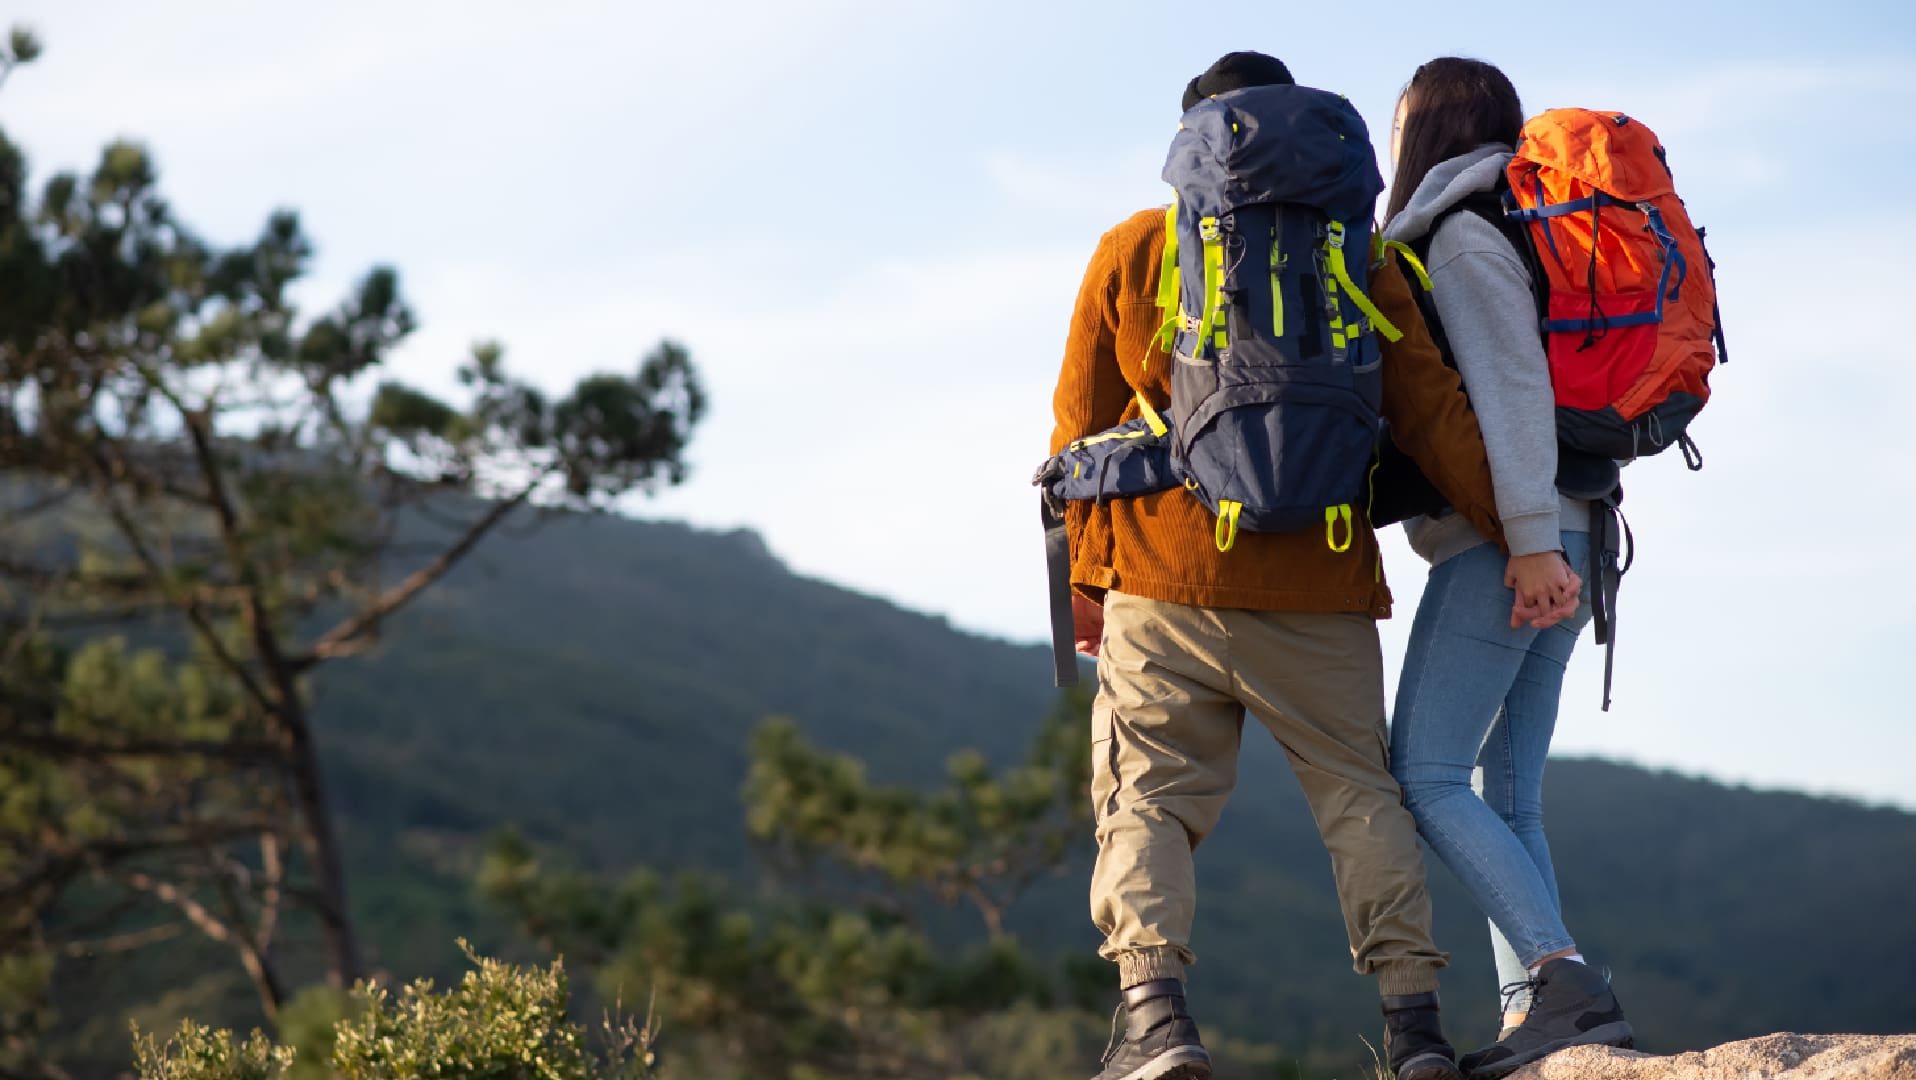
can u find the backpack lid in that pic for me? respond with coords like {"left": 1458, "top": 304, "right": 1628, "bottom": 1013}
{"left": 1514, "top": 108, "right": 1676, "bottom": 203}
{"left": 1162, "top": 84, "right": 1384, "bottom": 221}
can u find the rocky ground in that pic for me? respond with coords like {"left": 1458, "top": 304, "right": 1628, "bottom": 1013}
{"left": 1508, "top": 1033, "right": 1916, "bottom": 1079}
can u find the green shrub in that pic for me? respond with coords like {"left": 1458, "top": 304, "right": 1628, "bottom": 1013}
{"left": 132, "top": 946, "right": 655, "bottom": 1080}
{"left": 132, "top": 1023, "right": 293, "bottom": 1080}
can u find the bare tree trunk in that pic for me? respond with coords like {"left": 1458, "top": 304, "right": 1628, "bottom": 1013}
{"left": 173, "top": 409, "right": 368, "bottom": 988}
{"left": 277, "top": 704, "right": 361, "bottom": 987}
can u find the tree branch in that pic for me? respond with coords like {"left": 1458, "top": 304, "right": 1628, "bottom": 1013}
{"left": 0, "top": 820, "right": 281, "bottom": 898}
{"left": 172, "top": 399, "right": 300, "bottom": 694}
{"left": 80, "top": 437, "right": 278, "bottom": 716}
{"left": 109, "top": 871, "right": 241, "bottom": 947}
{"left": 61, "top": 922, "right": 183, "bottom": 956}
{"left": 297, "top": 473, "right": 550, "bottom": 669}
{"left": 115, "top": 866, "right": 285, "bottom": 1016}
{"left": 0, "top": 730, "right": 284, "bottom": 762}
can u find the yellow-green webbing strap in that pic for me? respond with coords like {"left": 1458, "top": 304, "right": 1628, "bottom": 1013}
{"left": 1194, "top": 216, "right": 1226, "bottom": 356}
{"left": 1215, "top": 500, "right": 1243, "bottom": 552}
{"left": 1324, "top": 222, "right": 1403, "bottom": 342}
{"left": 1134, "top": 390, "right": 1169, "bottom": 438}
{"left": 1380, "top": 239, "right": 1432, "bottom": 291}
{"left": 1269, "top": 231, "right": 1285, "bottom": 335}
{"left": 1153, "top": 199, "right": 1181, "bottom": 355}
{"left": 1324, "top": 503, "right": 1354, "bottom": 553}
{"left": 1325, "top": 267, "right": 1346, "bottom": 359}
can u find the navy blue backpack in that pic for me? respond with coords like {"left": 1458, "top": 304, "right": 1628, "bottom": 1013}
{"left": 1036, "top": 84, "right": 1401, "bottom": 684}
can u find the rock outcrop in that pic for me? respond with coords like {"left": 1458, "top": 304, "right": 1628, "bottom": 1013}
{"left": 1510, "top": 1033, "right": 1916, "bottom": 1080}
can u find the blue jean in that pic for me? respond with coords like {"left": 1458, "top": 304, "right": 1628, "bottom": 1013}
{"left": 1389, "top": 533, "right": 1592, "bottom": 1010}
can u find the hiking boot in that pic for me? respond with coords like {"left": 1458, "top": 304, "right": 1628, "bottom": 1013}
{"left": 1461, "top": 959, "right": 1633, "bottom": 1079}
{"left": 1457, "top": 1035, "right": 1507, "bottom": 1075}
{"left": 1457, "top": 980, "right": 1535, "bottom": 1073}
{"left": 1091, "top": 979, "right": 1211, "bottom": 1080}
{"left": 1382, "top": 992, "right": 1463, "bottom": 1080}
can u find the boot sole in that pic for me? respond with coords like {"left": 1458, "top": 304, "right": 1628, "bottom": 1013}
{"left": 1107, "top": 1046, "right": 1213, "bottom": 1080}
{"left": 1467, "top": 1021, "right": 1635, "bottom": 1080}
{"left": 1399, "top": 1050, "right": 1465, "bottom": 1080}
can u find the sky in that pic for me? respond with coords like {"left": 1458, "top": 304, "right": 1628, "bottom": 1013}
{"left": 4, "top": 0, "right": 1913, "bottom": 810}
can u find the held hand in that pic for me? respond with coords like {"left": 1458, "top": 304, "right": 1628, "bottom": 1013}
{"left": 1510, "top": 567, "right": 1582, "bottom": 629}
{"left": 1072, "top": 594, "right": 1106, "bottom": 658}
{"left": 1505, "top": 552, "right": 1581, "bottom": 630}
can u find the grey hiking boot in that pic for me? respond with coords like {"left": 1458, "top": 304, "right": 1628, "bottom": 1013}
{"left": 1381, "top": 992, "right": 1463, "bottom": 1080}
{"left": 1090, "top": 979, "right": 1212, "bottom": 1080}
{"left": 1461, "top": 959, "right": 1633, "bottom": 1079}
{"left": 1456, "top": 979, "right": 1536, "bottom": 1073}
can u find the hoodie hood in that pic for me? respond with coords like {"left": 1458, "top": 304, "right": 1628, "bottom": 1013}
{"left": 1382, "top": 143, "right": 1513, "bottom": 244}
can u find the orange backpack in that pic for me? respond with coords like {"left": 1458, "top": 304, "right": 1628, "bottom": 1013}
{"left": 1505, "top": 108, "right": 1725, "bottom": 465}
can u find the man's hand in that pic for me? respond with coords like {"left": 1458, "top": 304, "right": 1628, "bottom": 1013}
{"left": 1506, "top": 552, "right": 1581, "bottom": 630}
{"left": 1073, "top": 594, "right": 1106, "bottom": 657}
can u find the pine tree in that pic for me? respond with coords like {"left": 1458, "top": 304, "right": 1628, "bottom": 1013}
{"left": 0, "top": 30, "right": 705, "bottom": 1071}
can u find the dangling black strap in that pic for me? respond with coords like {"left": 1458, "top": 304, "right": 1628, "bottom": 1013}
{"left": 1677, "top": 432, "right": 1704, "bottom": 472}
{"left": 1035, "top": 461, "right": 1079, "bottom": 688}
{"left": 1587, "top": 496, "right": 1632, "bottom": 711}
{"left": 1698, "top": 226, "right": 1729, "bottom": 365}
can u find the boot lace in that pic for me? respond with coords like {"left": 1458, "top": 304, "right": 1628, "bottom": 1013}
{"left": 1500, "top": 977, "right": 1538, "bottom": 1014}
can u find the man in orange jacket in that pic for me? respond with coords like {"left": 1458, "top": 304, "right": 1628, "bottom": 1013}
{"left": 1055, "top": 53, "right": 1538, "bottom": 1080}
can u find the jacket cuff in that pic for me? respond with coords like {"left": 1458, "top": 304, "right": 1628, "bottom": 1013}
{"left": 1503, "top": 510, "right": 1562, "bottom": 557}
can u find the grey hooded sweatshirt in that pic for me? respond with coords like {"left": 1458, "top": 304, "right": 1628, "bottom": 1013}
{"left": 1382, "top": 143, "right": 1587, "bottom": 565}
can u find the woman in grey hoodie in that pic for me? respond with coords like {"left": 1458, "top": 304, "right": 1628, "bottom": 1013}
{"left": 1380, "top": 58, "right": 1635, "bottom": 1079}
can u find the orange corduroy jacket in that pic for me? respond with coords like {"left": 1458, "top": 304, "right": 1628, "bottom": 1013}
{"left": 1049, "top": 207, "right": 1505, "bottom": 618}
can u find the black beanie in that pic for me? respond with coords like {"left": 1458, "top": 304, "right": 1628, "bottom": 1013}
{"left": 1182, "top": 51, "right": 1295, "bottom": 111}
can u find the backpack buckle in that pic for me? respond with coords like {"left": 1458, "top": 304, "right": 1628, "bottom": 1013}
{"left": 1325, "top": 221, "right": 1347, "bottom": 250}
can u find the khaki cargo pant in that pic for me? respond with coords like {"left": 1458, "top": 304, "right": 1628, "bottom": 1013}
{"left": 1090, "top": 591, "right": 1447, "bottom": 997}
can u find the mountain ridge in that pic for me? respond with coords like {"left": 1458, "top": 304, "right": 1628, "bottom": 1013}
{"left": 292, "top": 504, "right": 1916, "bottom": 1057}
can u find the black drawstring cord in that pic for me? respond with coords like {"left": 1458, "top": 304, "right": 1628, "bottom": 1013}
{"left": 1578, "top": 199, "right": 1608, "bottom": 352}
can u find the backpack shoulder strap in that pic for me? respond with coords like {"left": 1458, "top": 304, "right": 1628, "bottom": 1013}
{"left": 1398, "top": 217, "right": 1456, "bottom": 371}
{"left": 1458, "top": 182, "right": 1549, "bottom": 335}
{"left": 1401, "top": 179, "right": 1550, "bottom": 362}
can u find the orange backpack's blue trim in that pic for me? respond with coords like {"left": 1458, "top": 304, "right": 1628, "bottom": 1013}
{"left": 1513, "top": 193, "right": 1687, "bottom": 334}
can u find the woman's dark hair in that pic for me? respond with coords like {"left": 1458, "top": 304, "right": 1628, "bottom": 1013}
{"left": 1383, "top": 57, "right": 1523, "bottom": 224}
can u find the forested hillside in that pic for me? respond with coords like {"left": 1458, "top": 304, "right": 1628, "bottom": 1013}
{"left": 32, "top": 504, "right": 1916, "bottom": 1076}
{"left": 283, "top": 512, "right": 1916, "bottom": 1051}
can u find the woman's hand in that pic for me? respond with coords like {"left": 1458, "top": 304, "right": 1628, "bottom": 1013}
{"left": 1505, "top": 552, "right": 1582, "bottom": 630}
